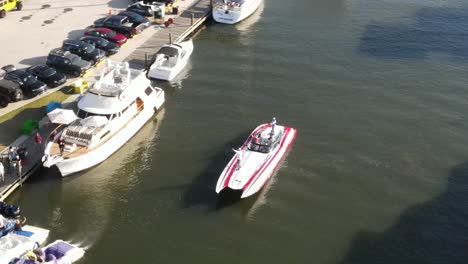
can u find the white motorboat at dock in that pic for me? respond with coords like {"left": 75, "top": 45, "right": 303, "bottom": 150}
{"left": 212, "top": 0, "right": 263, "bottom": 24}
{"left": 147, "top": 39, "right": 194, "bottom": 81}
{"left": 216, "top": 118, "right": 297, "bottom": 198}
{"left": 42, "top": 60, "right": 165, "bottom": 176}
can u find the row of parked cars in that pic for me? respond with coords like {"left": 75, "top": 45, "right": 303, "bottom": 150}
{"left": 0, "top": 1, "right": 157, "bottom": 108}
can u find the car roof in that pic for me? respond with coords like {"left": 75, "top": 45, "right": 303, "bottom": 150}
{"left": 106, "top": 15, "right": 128, "bottom": 22}
{"left": 80, "top": 35, "right": 100, "bottom": 41}
{"left": 63, "top": 39, "right": 87, "bottom": 46}
{"left": 28, "top": 65, "right": 49, "bottom": 72}
{"left": 119, "top": 11, "right": 140, "bottom": 17}
{"left": 9, "top": 70, "right": 30, "bottom": 78}
{"left": 90, "top": 27, "right": 112, "bottom": 33}
{"left": 49, "top": 48, "right": 78, "bottom": 59}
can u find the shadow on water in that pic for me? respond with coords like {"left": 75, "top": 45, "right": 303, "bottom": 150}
{"left": 339, "top": 161, "right": 468, "bottom": 264}
{"left": 359, "top": 7, "right": 468, "bottom": 60}
{"left": 181, "top": 131, "right": 250, "bottom": 210}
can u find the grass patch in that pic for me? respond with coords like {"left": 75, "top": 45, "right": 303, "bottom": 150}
{"left": 0, "top": 86, "right": 74, "bottom": 149}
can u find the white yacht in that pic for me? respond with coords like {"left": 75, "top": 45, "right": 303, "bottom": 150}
{"left": 42, "top": 60, "right": 165, "bottom": 176}
{"left": 212, "top": 0, "right": 263, "bottom": 24}
{"left": 147, "top": 39, "right": 194, "bottom": 81}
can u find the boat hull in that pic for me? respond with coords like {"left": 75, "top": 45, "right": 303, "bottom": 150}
{"left": 43, "top": 94, "right": 164, "bottom": 177}
{"left": 54, "top": 108, "right": 157, "bottom": 176}
{"left": 147, "top": 39, "right": 194, "bottom": 81}
{"left": 216, "top": 124, "right": 296, "bottom": 198}
{"left": 213, "top": 0, "right": 262, "bottom": 24}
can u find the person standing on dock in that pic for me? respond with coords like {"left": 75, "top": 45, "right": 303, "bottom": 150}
{"left": 34, "top": 132, "right": 42, "bottom": 151}
{"left": 8, "top": 147, "right": 17, "bottom": 173}
{"left": 58, "top": 137, "right": 65, "bottom": 156}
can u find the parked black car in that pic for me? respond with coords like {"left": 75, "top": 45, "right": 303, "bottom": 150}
{"left": 0, "top": 80, "right": 23, "bottom": 108}
{"left": 1, "top": 66, "right": 47, "bottom": 97}
{"left": 79, "top": 36, "right": 120, "bottom": 56}
{"left": 62, "top": 40, "right": 106, "bottom": 65}
{"left": 92, "top": 15, "right": 145, "bottom": 38}
{"left": 26, "top": 64, "right": 67, "bottom": 88}
{"left": 126, "top": 3, "right": 153, "bottom": 17}
{"left": 46, "top": 49, "right": 92, "bottom": 77}
{"left": 118, "top": 11, "right": 150, "bottom": 27}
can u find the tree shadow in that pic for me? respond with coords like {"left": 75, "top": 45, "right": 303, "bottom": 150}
{"left": 107, "top": 0, "right": 130, "bottom": 9}
{"left": 339, "top": 161, "right": 468, "bottom": 264}
{"left": 181, "top": 131, "right": 250, "bottom": 210}
{"left": 358, "top": 7, "right": 468, "bottom": 61}
{"left": 0, "top": 106, "right": 45, "bottom": 148}
{"left": 19, "top": 56, "right": 48, "bottom": 66}
{"left": 67, "top": 29, "right": 85, "bottom": 40}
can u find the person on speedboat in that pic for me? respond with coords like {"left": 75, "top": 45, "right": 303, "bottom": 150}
{"left": 271, "top": 117, "right": 276, "bottom": 133}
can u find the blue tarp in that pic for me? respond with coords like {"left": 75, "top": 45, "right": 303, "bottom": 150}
{"left": 46, "top": 101, "right": 62, "bottom": 113}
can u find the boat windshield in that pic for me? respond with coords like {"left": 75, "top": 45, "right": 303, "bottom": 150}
{"left": 77, "top": 109, "right": 111, "bottom": 120}
{"left": 248, "top": 143, "right": 271, "bottom": 153}
{"left": 157, "top": 46, "right": 179, "bottom": 57}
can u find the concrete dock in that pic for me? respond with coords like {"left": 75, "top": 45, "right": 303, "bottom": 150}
{"left": 0, "top": 0, "right": 212, "bottom": 201}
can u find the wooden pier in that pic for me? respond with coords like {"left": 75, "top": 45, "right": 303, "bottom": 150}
{"left": 125, "top": 0, "right": 212, "bottom": 69}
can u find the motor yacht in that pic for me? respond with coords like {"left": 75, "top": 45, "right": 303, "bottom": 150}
{"left": 212, "top": 0, "right": 263, "bottom": 24}
{"left": 147, "top": 39, "right": 194, "bottom": 81}
{"left": 215, "top": 119, "right": 296, "bottom": 198}
{"left": 42, "top": 60, "right": 165, "bottom": 176}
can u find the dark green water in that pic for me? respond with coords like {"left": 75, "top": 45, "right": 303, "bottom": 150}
{"left": 10, "top": 0, "right": 468, "bottom": 263}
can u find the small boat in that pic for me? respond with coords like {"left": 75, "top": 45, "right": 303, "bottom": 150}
{"left": 215, "top": 118, "right": 297, "bottom": 198}
{"left": 0, "top": 225, "right": 49, "bottom": 263}
{"left": 147, "top": 39, "right": 194, "bottom": 81}
{"left": 212, "top": 0, "right": 263, "bottom": 24}
{"left": 11, "top": 240, "right": 85, "bottom": 264}
{"left": 42, "top": 59, "right": 165, "bottom": 176}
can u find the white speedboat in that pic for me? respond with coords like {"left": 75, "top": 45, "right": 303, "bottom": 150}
{"left": 0, "top": 225, "right": 49, "bottom": 263}
{"left": 147, "top": 39, "right": 194, "bottom": 81}
{"left": 42, "top": 60, "right": 165, "bottom": 176}
{"left": 12, "top": 240, "right": 85, "bottom": 264}
{"left": 215, "top": 119, "right": 297, "bottom": 198}
{"left": 212, "top": 0, "right": 263, "bottom": 24}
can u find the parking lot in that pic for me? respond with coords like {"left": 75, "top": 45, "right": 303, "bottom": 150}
{"left": 0, "top": 0, "right": 133, "bottom": 68}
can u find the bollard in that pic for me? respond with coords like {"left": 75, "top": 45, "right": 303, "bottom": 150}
{"left": 191, "top": 13, "right": 194, "bottom": 25}
{"left": 169, "top": 33, "right": 172, "bottom": 44}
